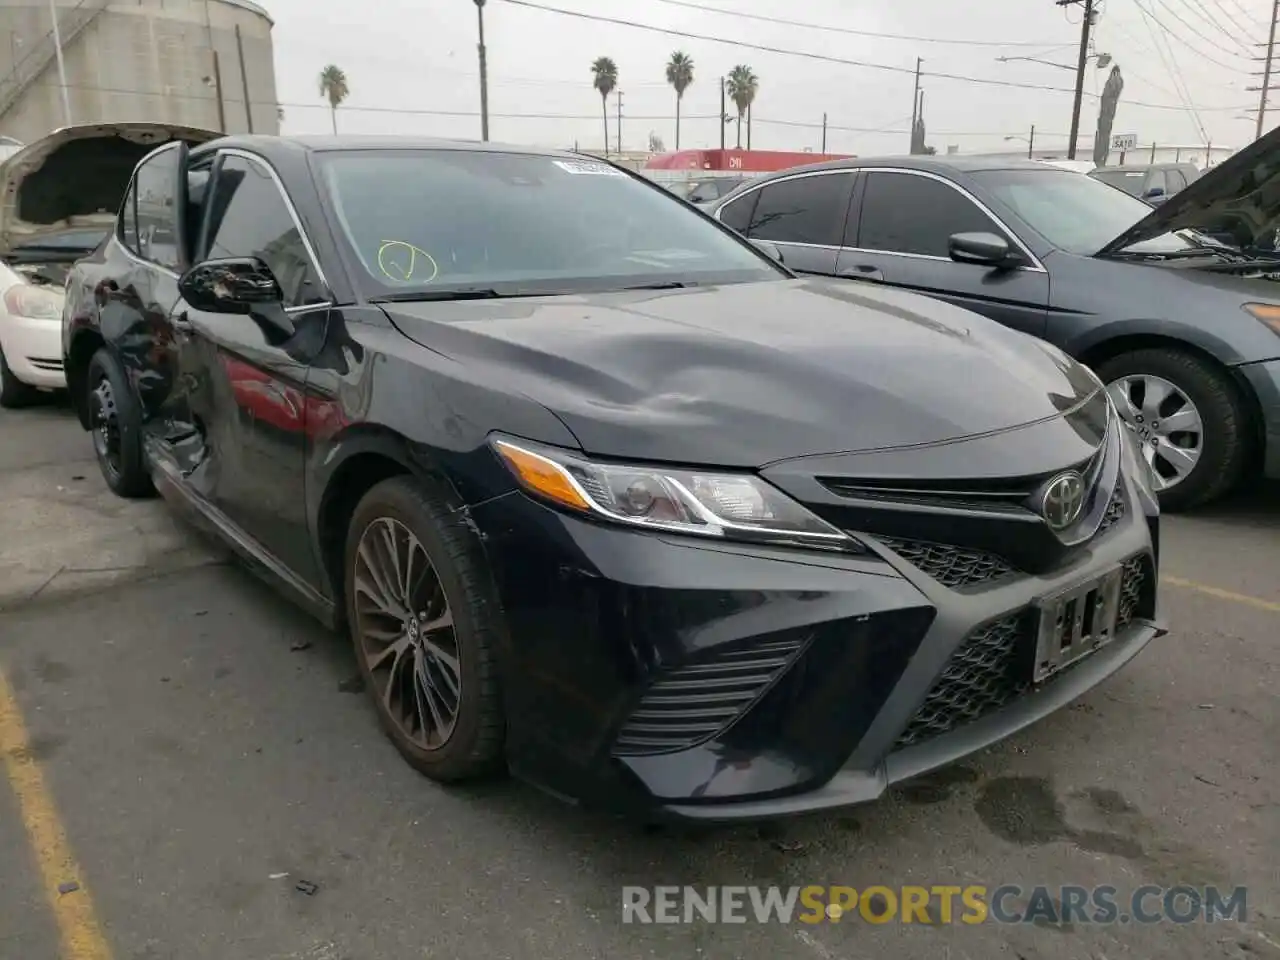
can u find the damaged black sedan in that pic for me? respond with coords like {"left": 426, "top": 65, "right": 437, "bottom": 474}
{"left": 45, "top": 128, "right": 1164, "bottom": 819}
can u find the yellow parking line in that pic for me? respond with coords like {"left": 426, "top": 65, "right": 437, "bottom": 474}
{"left": 1165, "top": 576, "right": 1280, "bottom": 613}
{"left": 0, "top": 667, "right": 113, "bottom": 960}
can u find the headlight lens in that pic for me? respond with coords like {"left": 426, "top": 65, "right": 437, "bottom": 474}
{"left": 492, "top": 437, "right": 859, "bottom": 551}
{"left": 1242, "top": 302, "right": 1280, "bottom": 335}
{"left": 2, "top": 283, "right": 62, "bottom": 319}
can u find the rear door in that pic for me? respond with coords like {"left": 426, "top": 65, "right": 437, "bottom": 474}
{"left": 716, "top": 171, "right": 854, "bottom": 275}
{"left": 836, "top": 169, "right": 1050, "bottom": 339}
{"left": 171, "top": 149, "right": 331, "bottom": 583}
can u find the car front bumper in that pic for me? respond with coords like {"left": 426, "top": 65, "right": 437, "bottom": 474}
{"left": 1, "top": 312, "right": 65, "bottom": 389}
{"left": 1238, "top": 358, "right": 1280, "bottom": 479}
{"left": 469, "top": 475, "right": 1163, "bottom": 821}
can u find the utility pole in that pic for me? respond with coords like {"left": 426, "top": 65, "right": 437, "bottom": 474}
{"left": 1028, "top": 123, "right": 1036, "bottom": 158}
{"left": 909, "top": 56, "right": 922, "bottom": 152}
{"left": 821, "top": 112, "right": 827, "bottom": 153}
{"left": 616, "top": 90, "right": 623, "bottom": 155}
{"left": 1258, "top": 0, "right": 1279, "bottom": 139}
{"left": 46, "top": 0, "right": 71, "bottom": 126}
{"left": 1059, "top": 0, "right": 1095, "bottom": 160}
{"left": 475, "top": 0, "right": 490, "bottom": 141}
{"left": 234, "top": 24, "right": 253, "bottom": 133}
{"left": 719, "top": 76, "right": 726, "bottom": 151}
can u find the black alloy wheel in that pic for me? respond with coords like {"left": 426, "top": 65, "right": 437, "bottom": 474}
{"left": 344, "top": 477, "right": 505, "bottom": 782}
{"left": 90, "top": 375, "right": 123, "bottom": 483}
{"left": 353, "top": 516, "right": 462, "bottom": 749}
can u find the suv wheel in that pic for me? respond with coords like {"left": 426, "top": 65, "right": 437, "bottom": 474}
{"left": 85, "top": 348, "right": 155, "bottom": 497}
{"left": 1096, "top": 347, "right": 1248, "bottom": 510}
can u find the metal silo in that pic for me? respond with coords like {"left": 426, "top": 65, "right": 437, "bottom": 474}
{"left": 0, "top": 0, "right": 279, "bottom": 144}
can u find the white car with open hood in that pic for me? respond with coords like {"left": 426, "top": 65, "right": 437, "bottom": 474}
{"left": 0, "top": 123, "right": 217, "bottom": 407}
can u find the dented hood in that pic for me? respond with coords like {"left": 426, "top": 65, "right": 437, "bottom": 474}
{"left": 383, "top": 278, "right": 1104, "bottom": 467}
{"left": 1096, "top": 125, "right": 1280, "bottom": 256}
{"left": 0, "top": 122, "right": 220, "bottom": 259}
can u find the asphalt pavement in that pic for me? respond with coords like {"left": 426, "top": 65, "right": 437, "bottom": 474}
{"left": 0, "top": 398, "right": 1276, "bottom": 960}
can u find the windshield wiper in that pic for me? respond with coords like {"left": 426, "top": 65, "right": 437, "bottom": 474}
{"left": 1110, "top": 246, "right": 1248, "bottom": 262}
{"left": 371, "top": 288, "right": 510, "bottom": 303}
{"left": 619, "top": 280, "right": 697, "bottom": 290}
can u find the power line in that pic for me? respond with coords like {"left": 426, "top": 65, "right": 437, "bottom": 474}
{"left": 1218, "top": 0, "right": 1265, "bottom": 28}
{"left": 1136, "top": 0, "right": 1210, "bottom": 139}
{"left": 639, "top": 0, "right": 1068, "bottom": 48}
{"left": 1141, "top": 0, "right": 1254, "bottom": 66}
{"left": 496, "top": 0, "right": 1250, "bottom": 111}
{"left": 1182, "top": 0, "right": 1259, "bottom": 45}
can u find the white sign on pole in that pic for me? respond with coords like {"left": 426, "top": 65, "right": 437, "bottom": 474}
{"left": 1111, "top": 133, "right": 1138, "bottom": 151}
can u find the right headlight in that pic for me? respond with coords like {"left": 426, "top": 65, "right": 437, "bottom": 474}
{"left": 491, "top": 435, "right": 862, "bottom": 552}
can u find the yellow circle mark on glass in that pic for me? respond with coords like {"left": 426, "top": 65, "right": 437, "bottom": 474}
{"left": 377, "top": 240, "right": 439, "bottom": 283}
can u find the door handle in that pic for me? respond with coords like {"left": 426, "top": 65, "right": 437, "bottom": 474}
{"left": 838, "top": 264, "right": 884, "bottom": 282}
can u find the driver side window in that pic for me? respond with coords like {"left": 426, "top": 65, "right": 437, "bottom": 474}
{"left": 202, "top": 154, "right": 326, "bottom": 308}
{"left": 133, "top": 145, "right": 182, "bottom": 270}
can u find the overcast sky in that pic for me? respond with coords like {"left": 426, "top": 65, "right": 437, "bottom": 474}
{"left": 268, "top": 0, "right": 1267, "bottom": 156}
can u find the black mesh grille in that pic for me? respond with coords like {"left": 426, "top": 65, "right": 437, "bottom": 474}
{"left": 612, "top": 635, "right": 808, "bottom": 756}
{"left": 878, "top": 537, "right": 1015, "bottom": 589}
{"left": 894, "top": 554, "right": 1150, "bottom": 749}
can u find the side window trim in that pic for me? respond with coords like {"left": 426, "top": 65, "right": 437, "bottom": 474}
{"left": 845, "top": 167, "right": 1045, "bottom": 272}
{"left": 211, "top": 147, "right": 332, "bottom": 302}
{"left": 728, "top": 169, "right": 856, "bottom": 249}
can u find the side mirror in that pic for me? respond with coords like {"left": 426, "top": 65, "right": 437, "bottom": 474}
{"left": 178, "top": 257, "right": 294, "bottom": 336}
{"left": 948, "top": 232, "right": 1016, "bottom": 268}
{"left": 750, "top": 239, "right": 785, "bottom": 264}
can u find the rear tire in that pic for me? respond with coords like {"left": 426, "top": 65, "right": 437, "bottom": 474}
{"left": 1096, "top": 347, "right": 1248, "bottom": 511}
{"left": 344, "top": 476, "right": 506, "bottom": 783}
{"left": 0, "top": 345, "right": 40, "bottom": 409}
{"left": 85, "top": 348, "right": 155, "bottom": 498}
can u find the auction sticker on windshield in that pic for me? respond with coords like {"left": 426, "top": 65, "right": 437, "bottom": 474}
{"left": 553, "top": 159, "right": 625, "bottom": 176}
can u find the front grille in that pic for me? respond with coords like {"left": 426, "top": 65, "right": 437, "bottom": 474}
{"left": 878, "top": 537, "right": 1015, "bottom": 589}
{"left": 612, "top": 635, "right": 808, "bottom": 756}
{"left": 894, "top": 553, "right": 1150, "bottom": 749}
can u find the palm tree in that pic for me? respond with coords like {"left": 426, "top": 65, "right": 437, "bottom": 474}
{"left": 724, "top": 65, "right": 758, "bottom": 149}
{"left": 665, "top": 51, "right": 694, "bottom": 150}
{"left": 318, "top": 64, "right": 349, "bottom": 135}
{"left": 591, "top": 57, "right": 618, "bottom": 153}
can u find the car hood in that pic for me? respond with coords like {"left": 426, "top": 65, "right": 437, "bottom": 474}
{"left": 1096, "top": 126, "right": 1280, "bottom": 256}
{"left": 383, "top": 278, "right": 1105, "bottom": 467}
{"left": 0, "top": 122, "right": 220, "bottom": 259}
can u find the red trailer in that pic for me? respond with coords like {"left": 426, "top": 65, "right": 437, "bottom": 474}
{"left": 644, "top": 148, "right": 854, "bottom": 174}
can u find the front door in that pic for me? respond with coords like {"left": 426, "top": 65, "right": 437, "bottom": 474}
{"left": 172, "top": 150, "right": 331, "bottom": 585}
{"left": 837, "top": 169, "right": 1050, "bottom": 340}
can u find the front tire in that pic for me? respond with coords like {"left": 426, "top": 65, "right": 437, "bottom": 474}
{"left": 343, "top": 476, "right": 505, "bottom": 782}
{"left": 1096, "top": 347, "right": 1248, "bottom": 510}
{"left": 85, "top": 348, "right": 154, "bottom": 498}
{"left": 0, "top": 344, "right": 40, "bottom": 409}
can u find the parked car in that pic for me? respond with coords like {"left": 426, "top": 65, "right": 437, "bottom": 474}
{"left": 32, "top": 127, "right": 1164, "bottom": 820}
{"left": 683, "top": 175, "right": 752, "bottom": 206}
{"left": 710, "top": 142, "right": 1280, "bottom": 510}
{"left": 1088, "top": 162, "right": 1201, "bottom": 206}
{"left": 1036, "top": 159, "right": 1096, "bottom": 174}
{"left": 0, "top": 250, "right": 73, "bottom": 406}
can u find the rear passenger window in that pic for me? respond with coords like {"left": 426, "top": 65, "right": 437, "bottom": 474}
{"left": 747, "top": 173, "right": 851, "bottom": 246}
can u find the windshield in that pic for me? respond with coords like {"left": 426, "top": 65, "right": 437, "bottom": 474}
{"left": 315, "top": 149, "right": 783, "bottom": 297}
{"left": 1088, "top": 168, "right": 1148, "bottom": 197}
{"left": 972, "top": 168, "right": 1192, "bottom": 255}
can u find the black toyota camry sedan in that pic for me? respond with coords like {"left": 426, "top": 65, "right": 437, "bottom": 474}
{"left": 709, "top": 134, "right": 1280, "bottom": 511}
{"left": 25, "top": 124, "right": 1165, "bottom": 820}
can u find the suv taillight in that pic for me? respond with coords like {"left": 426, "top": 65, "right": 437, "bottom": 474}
{"left": 3, "top": 283, "right": 63, "bottom": 319}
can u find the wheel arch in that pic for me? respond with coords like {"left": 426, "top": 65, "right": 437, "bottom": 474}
{"left": 65, "top": 328, "right": 107, "bottom": 428}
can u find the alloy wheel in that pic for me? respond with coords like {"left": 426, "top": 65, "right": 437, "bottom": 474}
{"left": 1106, "top": 374, "right": 1204, "bottom": 491}
{"left": 352, "top": 516, "right": 461, "bottom": 749}
{"left": 90, "top": 376, "right": 123, "bottom": 479}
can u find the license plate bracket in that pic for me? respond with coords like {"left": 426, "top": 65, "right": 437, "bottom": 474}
{"left": 1032, "top": 566, "right": 1124, "bottom": 684}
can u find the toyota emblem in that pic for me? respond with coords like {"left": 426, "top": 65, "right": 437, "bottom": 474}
{"left": 1041, "top": 471, "right": 1086, "bottom": 530}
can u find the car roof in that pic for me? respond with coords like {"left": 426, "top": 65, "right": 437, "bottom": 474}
{"left": 740, "top": 153, "right": 1063, "bottom": 180}
{"left": 190, "top": 134, "right": 587, "bottom": 163}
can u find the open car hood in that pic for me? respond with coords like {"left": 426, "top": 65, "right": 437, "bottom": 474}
{"left": 0, "top": 122, "right": 220, "bottom": 260}
{"left": 1096, "top": 125, "right": 1280, "bottom": 256}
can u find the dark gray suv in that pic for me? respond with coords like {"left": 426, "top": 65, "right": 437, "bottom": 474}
{"left": 1089, "top": 162, "right": 1201, "bottom": 206}
{"left": 709, "top": 135, "right": 1280, "bottom": 510}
